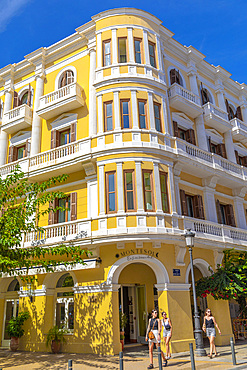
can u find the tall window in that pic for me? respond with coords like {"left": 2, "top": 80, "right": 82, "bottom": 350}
{"left": 148, "top": 42, "right": 156, "bottom": 68}
{"left": 58, "top": 197, "right": 71, "bottom": 223}
{"left": 106, "top": 172, "right": 116, "bottom": 213}
{"left": 17, "top": 145, "right": 26, "bottom": 160}
{"left": 160, "top": 173, "right": 169, "bottom": 213}
{"left": 154, "top": 103, "right": 161, "bottom": 132}
{"left": 216, "top": 200, "right": 236, "bottom": 227}
{"left": 103, "top": 40, "right": 111, "bottom": 66}
{"left": 138, "top": 100, "right": 147, "bottom": 129}
{"left": 134, "top": 38, "right": 142, "bottom": 64}
{"left": 60, "top": 129, "right": 71, "bottom": 146}
{"left": 121, "top": 100, "right": 130, "bottom": 129}
{"left": 124, "top": 170, "right": 135, "bottom": 211}
{"left": 59, "top": 70, "right": 74, "bottom": 88}
{"left": 118, "top": 38, "right": 127, "bottom": 63}
{"left": 170, "top": 69, "right": 183, "bottom": 86}
{"left": 143, "top": 171, "right": 154, "bottom": 211}
{"left": 104, "top": 102, "right": 113, "bottom": 131}
{"left": 180, "top": 190, "right": 205, "bottom": 219}
{"left": 56, "top": 274, "right": 74, "bottom": 331}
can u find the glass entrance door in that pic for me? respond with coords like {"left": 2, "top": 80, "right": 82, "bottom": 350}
{"left": 2, "top": 299, "right": 19, "bottom": 347}
{"left": 136, "top": 285, "right": 147, "bottom": 343}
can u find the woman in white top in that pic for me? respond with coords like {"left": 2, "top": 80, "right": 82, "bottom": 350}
{"left": 161, "top": 311, "right": 172, "bottom": 360}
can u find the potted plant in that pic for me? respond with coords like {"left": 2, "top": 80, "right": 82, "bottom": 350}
{"left": 46, "top": 325, "right": 67, "bottom": 353}
{"left": 6, "top": 311, "right": 30, "bottom": 351}
{"left": 119, "top": 312, "right": 128, "bottom": 350}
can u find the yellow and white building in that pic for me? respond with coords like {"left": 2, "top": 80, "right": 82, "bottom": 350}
{"left": 0, "top": 7, "right": 246, "bottom": 354}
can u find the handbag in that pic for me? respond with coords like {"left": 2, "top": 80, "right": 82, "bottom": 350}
{"left": 148, "top": 319, "right": 157, "bottom": 340}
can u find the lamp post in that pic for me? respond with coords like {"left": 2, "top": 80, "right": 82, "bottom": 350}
{"left": 184, "top": 229, "right": 206, "bottom": 356}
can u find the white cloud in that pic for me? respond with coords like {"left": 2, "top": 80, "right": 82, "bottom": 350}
{"left": 0, "top": 0, "right": 31, "bottom": 33}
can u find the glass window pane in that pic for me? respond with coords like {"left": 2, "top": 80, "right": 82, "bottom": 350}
{"left": 67, "top": 197, "right": 71, "bottom": 222}
{"left": 123, "top": 115, "right": 130, "bottom": 128}
{"left": 145, "top": 192, "right": 153, "bottom": 210}
{"left": 17, "top": 147, "right": 25, "bottom": 159}
{"left": 119, "top": 38, "right": 127, "bottom": 63}
{"left": 139, "top": 115, "right": 146, "bottom": 129}
{"left": 105, "top": 54, "right": 111, "bottom": 66}
{"left": 109, "top": 193, "right": 115, "bottom": 212}
{"left": 144, "top": 173, "right": 151, "bottom": 190}
{"left": 108, "top": 174, "right": 115, "bottom": 192}
{"left": 139, "top": 101, "right": 145, "bottom": 115}
{"left": 135, "top": 40, "right": 141, "bottom": 64}
{"left": 187, "top": 197, "right": 194, "bottom": 217}
{"left": 126, "top": 173, "right": 133, "bottom": 190}
{"left": 21, "top": 92, "right": 28, "bottom": 105}
{"left": 107, "top": 117, "right": 113, "bottom": 131}
{"left": 127, "top": 192, "right": 134, "bottom": 210}
{"left": 105, "top": 42, "right": 110, "bottom": 54}
{"left": 106, "top": 103, "right": 112, "bottom": 116}
{"left": 122, "top": 101, "right": 129, "bottom": 114}
{"left": 154, "top": 104, "right": 160, "bottom": 118}
{"left": 68, "top": 302, "right": 74, "bottom": 330}
{"left": 56, "top": 302, "right": 65, "bottom": 328}
{"left": 58, "top": 198, "right": 66, "bottom": 223}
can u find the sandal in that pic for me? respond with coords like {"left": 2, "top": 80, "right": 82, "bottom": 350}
{"left": 147, "top": 365, "right": 154, "bottom": 369}
{"left": 163, "top": 361, "right": 168, "bottom": 367}
{"left": 208, "top": 354, "right": 212, "bottom": 359}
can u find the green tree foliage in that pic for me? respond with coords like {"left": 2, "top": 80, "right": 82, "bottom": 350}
{"left": 0, "top": 167, "right": 88, "bottom": 277}
{"left": 196, "top": 250, "right": 247, "bottom": 318}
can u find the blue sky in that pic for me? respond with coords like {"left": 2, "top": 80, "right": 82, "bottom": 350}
{"left": 1, "top": 0, "right": 247, "bottom": 84}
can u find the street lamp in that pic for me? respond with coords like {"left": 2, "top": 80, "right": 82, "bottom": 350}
{"left": 184, "top": 229, "right": 206, "bottom": 356}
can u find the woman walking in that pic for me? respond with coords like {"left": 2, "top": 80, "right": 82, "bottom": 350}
{"left": 145, "top": 309, "right": 167, "bottom": 369}
{"left": 202, "top": 308, "right": 221, "bottom": 358}
{"left": 161, "top": 311, "right": 172, "bottom": 359}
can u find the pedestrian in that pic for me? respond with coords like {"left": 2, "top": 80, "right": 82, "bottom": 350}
{"left": 202, "top": 308, "right": 221, "bottom": 358}
{"left": 161, "top": 311, "right": 172, "bottom": 359}
{"left": 145, "top": 309, "right": 167, "bottom": 369}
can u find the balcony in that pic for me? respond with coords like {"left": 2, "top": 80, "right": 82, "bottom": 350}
{"left": 203, "top": 102, "right": 230, "bottom": 133}
{"left": 230, "top": 118, "right": 247, "bottom": 144}
{"left": 168, "top": 83, "right": 202, "bottom": 118}
{"left": 2, "top": 104, "right": 32, "bottom": 134}
{"left": 37, "top": 82, "right": 84, "bottom": 120}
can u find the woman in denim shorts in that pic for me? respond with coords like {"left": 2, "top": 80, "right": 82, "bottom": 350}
{"left": 161, "top": 311, "right": 172, "bottom": 360}
{"left": 202, "top": 308, "right": 221, "bottom": 358}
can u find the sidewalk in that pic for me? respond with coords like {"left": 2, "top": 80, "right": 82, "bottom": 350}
{"left": 0, "top": 341, "right": 246, "bottom": 369}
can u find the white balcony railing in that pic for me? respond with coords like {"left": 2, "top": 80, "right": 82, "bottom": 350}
{"left": 168, "top": 83, "right": 201, "bottom": 106}
{"left": 2, "top": 104, "right": 32, "bottom": 134}
{"left": 168, "top": 83, "right": 202, "bottom": 119}
{"left": 203, "top": 102, "right": 229, "bottom": 122}
{"left": 37, "top": 82, "right": 84, "bottom": 120}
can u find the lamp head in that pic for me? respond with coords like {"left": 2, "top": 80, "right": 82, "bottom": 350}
{"left": 184, "top": 229, "right": 195, "bottom": 247}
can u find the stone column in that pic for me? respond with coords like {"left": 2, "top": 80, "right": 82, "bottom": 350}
{"left": 97, "top": 94, "right": 103, "bottom": 134}
{"left": 98, "top": 163, "right": 105, "bottom": 215}
{"left": 153, "top": 162, "right": 162, "bottom": 213}
{"left": 174, "top": 175, "right": 181, "bottom": 215}
{"left": 167, "top": 165, "right": 177, "bottom": 214}
{"left": 127, "top": 27, "right": 135, "bottom": 63}
{"left": 233, "top": 196, "right": 247, "bottom": 229}
{"left": 117, "top": 162, "right": 124, "bottom": 213}
{"left": 143, "top": 29, "right": 150, "bottom": 66}
{"left": 215, "top": 87, "right": 227, "bottom": 112}
{"left": 188, "top": 71, "right": 199, "bottom": 96}
{"left": 113, "top": 91, "right": 121, "bottom": 130}
{"left": 148, "top": 92, "right": 155, "bottom": 130}
{"left": 161, "top": 96, "right": 169, "bottom": 134}
{"left": 224, "top": 130, "right": 237, "bottom": 163}
{"left": 135, "top": 161, "right": 144, "bottom": 212}
{"left": 89, "top": 48, "right": 97, "bottom": 136}
{"left": 131, "top": 90, "right": 139, "bottom": 129}
{"left": 0, "top": 88, "right": 13, "bottom": 165}
{"left": 155, "top": 34, "right": 163, "bottom": 71}
{"left": 30, "top": 74, "right": 45, "bottom": 156}
{"left": 96, "top": 32, "right": 102, "bottom": 68}
{"left": 195, "top": 114, "right": 208, "bottom": 151}
{"left": 112, "top": 28, "right": 117, "bottom": 65}
{"left": 203, "top": 187, "right": 218, "bottom": 223}
{"left": 240, "top": 103, "right": 247, "bottom": 123}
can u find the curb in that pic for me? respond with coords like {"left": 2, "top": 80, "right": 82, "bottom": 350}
{"left": 227, "top": 364, "right": 247, "bottom": 370}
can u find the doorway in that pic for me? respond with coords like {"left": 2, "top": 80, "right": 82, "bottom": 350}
{"left": 2, "top": 299, "right": 19, "bottom": 347}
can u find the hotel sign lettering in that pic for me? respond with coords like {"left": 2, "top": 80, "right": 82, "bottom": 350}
{"left": 115, "top": 249, "right": 159, "bottom": 259}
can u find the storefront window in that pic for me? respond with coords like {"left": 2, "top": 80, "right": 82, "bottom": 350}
{"left": 55, "top": 274, "right": 74, "bottom": 331}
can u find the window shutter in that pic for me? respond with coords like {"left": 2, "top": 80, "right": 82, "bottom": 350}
{"left": 70, "top": 192, "right": 77, "bottom": 221}
{"left": 54, "top": 198, "right": 59, "bottom": 224}
{"left": 51, "top": 129, "right": 59, "bottom": 149}
{"left": 173, "top": 121, "right": 178, "bottom": 137}
{"left": 193, "top": 195, "right": 205, "bottom": 220}
{"left": 27, "top": 84, "right": 32, "bottom": 107}
{"left": 60, "top": 71, "right": 67, "bottom": 87}
{"left": 235, "top": 106, "right": 243, "bottom": 121}
{"left": 185, "top": 129, "right": 196, "bottom": 145}
{"left": 242, "top": 156, "right": 247, "bottom": 167}
{"left": 170, "top": 69, "right": 176, "bottom": 85}
{"left": 219, "top": 143, "right": 227, "bottom": 159}
{"left": 216, "top": 200, "right": 222, "bottom": 224}
{"left": 8, "top": 146, "right": 14, "bottom": 163}
{"left": 67, "top": 71, "right": 74, "bottom": 85}
{"left": 200, "top": 83, "right": 207, "bottom": 105}
{"left": 70, "top": 122, "right": 76, "bottom": 142}
{"left": 25, "top": 139, "right": 31, "bottom": 157}
{"left": 225, "top": 99, "right": 231, "bottom": 121}
{"left": 208, "top": 136, "right": 212, "bottom": 153}
{"left": 180, "top": 189, "right": 188, "bottom": 216}
{"left": 13, "top": 91, "right": 19, "bottom": 109}
{"left": 225, "top": 204, "right": 236, "bottom": 227}
{"left": 177, "top": 71, "right": 183, "bottom": 86}
{"left": 235, "top": 150, "right": 240, "bottom": 164}
{"left": 48, "top": 200, "right": 54, "bottom": 225}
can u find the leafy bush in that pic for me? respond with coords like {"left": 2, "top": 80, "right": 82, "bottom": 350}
{"left": 46, "top": 326, "right": 67, "bottom": 347}
{"left": 6, "top": 311, "right": 29, "bottom": 338}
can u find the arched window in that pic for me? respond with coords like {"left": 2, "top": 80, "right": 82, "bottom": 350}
{"left": 201, "top": 87, "right": 213, "bottom": 105}
{"left": 2, "top": 279, "right": 20, "bottom": 346}
{"left": 20, "top": 92, "right": 29, "bottom": 105}
{"left": 7, "top": 279, "right": 20, "bottom": 291}
{"left": 55, "top": 273, "right": 74, "bottom": 330}
{"left": 59, "top": 70, "right": 74, "bottom": 88}
{"left": 170, "top": 68, "right": 183, "bottom": 86}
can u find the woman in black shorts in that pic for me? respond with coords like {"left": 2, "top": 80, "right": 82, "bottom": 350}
{"left": 202, "top": 308, "right": 221, "bottom": 358}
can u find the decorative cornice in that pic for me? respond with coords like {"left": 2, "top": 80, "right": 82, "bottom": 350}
{"left": 155, "top": 283, "right": 191, "bottom": 292}
{"left": 73, "top": 283, "right": 120, "bottom": 294}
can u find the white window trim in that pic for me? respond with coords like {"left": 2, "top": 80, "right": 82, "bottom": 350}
{"left": 167, "top": 65, "right": 186, "bottom": 88}
{"left": 17, "top": 85, "right": 34, "bottom": 107}
{"left": 55, "top": 295, "right": 74, "bottom": 332}
{"left": 55, "top": 66, "right": 77, "bottom": 90}
{"left": 51, "top": 113, "right": 77, "bottom": 132}
{"left": 172, "top": 112, "right": 193, "bottom": 130}
{"left": 206, "top": 129, "right": 223, "bottom": 144}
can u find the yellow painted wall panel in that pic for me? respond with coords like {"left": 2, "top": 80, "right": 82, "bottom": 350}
{"left": 107, "top": 217, "right": 116, "bottom": 229}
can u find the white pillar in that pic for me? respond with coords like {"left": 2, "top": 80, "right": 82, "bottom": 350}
{"left": 188, "top": 72, "right": 199, "bottom": 96}
{"left": 216, "top": 88, "right": 227, "bottom": 112}
{"left": 143, "top": 30, "right": 150, "bottom": 66}
{"left": 161, "top": 96, "right": 169, "bottom": 134}
{"left": 155, "top": 34, "right": 162, "bottom": 71}
{"left": 148, "top": 92, "right": 155, "bottom": 130}
{"left": 89, "top": 48, "right": 97, "bottom": 136}
{"left": 131, "top": 90, "right": 139, "bottom": 129}
{"left": 174, "top": 175, "right": 181, "bottom": 215}
{"left": 97, "top": 94, "right": 103, "bottom": 134}
{"left": 195, "top": 115, "right": 208, "bottom": 151}
{"left": 135, "top": 161, "right": 144, "bottom": 212}
{"left": 240, "top": 104, "right": 247, "bottom": 123}
{"left": 114, "top": 91, "right": 121, "bottom": 130}
{"left": 98, "top": 164, "right": 105, "bottom": 215}
{"left": 96, "top": 32, "right": 102, "bottom": 68}
{"left": 233, "top": 197, "right": 247, "bottom": 229}
{"left": 117, "top": 162, "right": 124, "bottom": 213}
{"left": 0, "top": 88, "right": 12, "bottom": 165}
{"left": 153, "top": 162, "right": 162, "bottom": 213}
{"left": 30, "top": 74, "right": 45, "bottom": 156}
{"left": 112, "top": 28, "right": 117, "bottom": 65}
{"left": 167, "top": 165, "right": 177, "bottom": 214}
{"left": 224, "top": 130, "right": 236, "bottom": 163}
{"left": 127, "top": 27, "right": 135, "bottom": 63}
{"left": 203, "top": 187, "right": 218, "bottom": 223}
